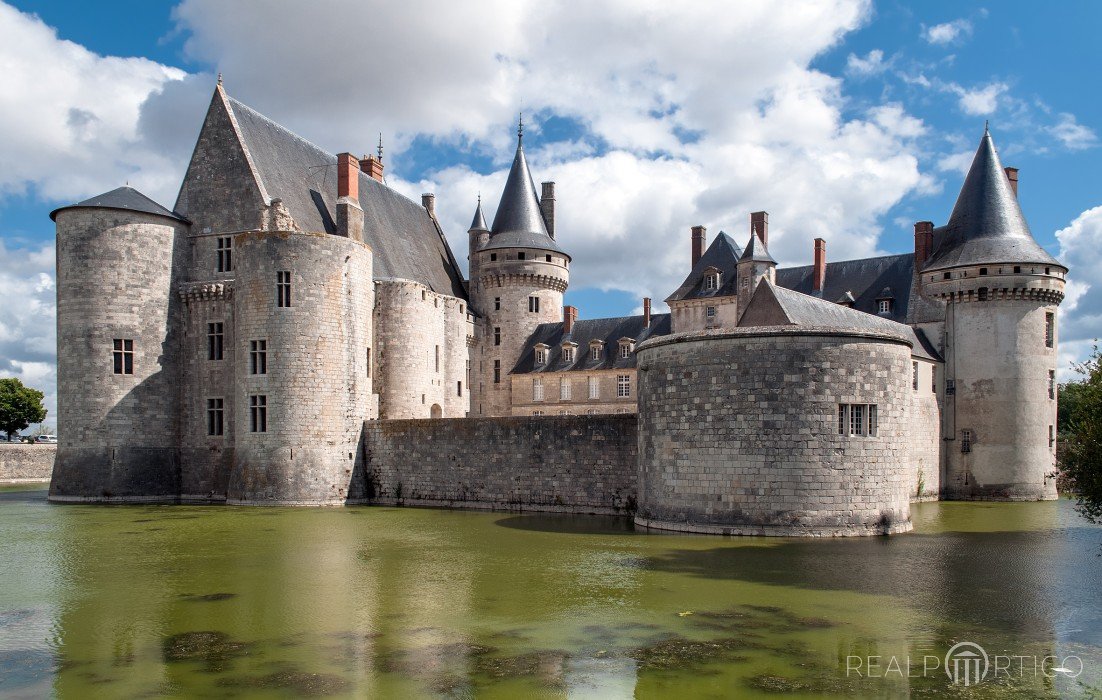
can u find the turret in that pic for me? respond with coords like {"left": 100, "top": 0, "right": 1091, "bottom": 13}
{"left": 467, "top": 196, "right": 490, "bottom": 289}
{"left": 922, "top": 126, "right": 1067, "bottom": 500}
{"left": 469, "top": 118, "right": 571, "bottom": 416}
{"left": 736, "top": 213, "right": 776, "bottom": 320}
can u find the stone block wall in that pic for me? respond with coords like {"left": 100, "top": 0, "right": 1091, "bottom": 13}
{"left": 359, "top": 415, "right": 637, "bottom": 514}
{"left": 0, "top": 445, "right": 55, "bottom": 483}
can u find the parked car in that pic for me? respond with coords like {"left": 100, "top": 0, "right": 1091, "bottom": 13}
{"left": 34, "top": 435, "right": 57, "bottom": 444}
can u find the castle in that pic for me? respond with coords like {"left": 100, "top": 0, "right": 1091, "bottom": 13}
{"left": 47, "top": 84, "right": 1067, "bottom": 535}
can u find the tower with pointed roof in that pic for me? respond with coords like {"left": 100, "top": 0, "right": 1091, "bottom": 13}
{"left": 921, "top": 127, "right": 1067, "bottom": 500}
{"left": 468, "top": 121, "right": 571, "bottom": 416}
{"left": 736, "top": 221, "right": 777, "bottom": 321}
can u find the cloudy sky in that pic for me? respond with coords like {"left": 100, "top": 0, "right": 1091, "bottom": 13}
{"left": 1, "top": 0, "right": 1099, "bottom": 428}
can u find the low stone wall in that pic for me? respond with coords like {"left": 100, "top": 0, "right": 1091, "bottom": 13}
{"left": 360, "top": 415, "right": 637, "bottom": 514}
{"left": 0, "top": 444, "right": 55, "bottom": 483}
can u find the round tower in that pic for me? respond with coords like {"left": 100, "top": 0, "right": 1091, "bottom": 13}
{"left": 923, "top": 128, "right": 1066, "bottom": 500}
{"left": 49, "top": 187, "right": 189, "bottom": 502}
{"left": 227, "top": 229, "right": 373, "bottom": 504}
{"left": 470, "top": 124, "right": 570, "bottom": 416}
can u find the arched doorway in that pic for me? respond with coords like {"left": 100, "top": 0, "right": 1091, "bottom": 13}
{"left": 430, "top": 404, "right": 442, "bottom": 419}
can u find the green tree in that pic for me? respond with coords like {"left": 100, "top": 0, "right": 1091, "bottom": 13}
{"left": 1059, "top": 344, "right": 1102, "bottom": 523}
{"left": 0, "top": 378, "right": 47, "bottom": 441}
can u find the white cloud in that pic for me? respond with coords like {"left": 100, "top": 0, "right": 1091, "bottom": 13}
{"left": 0, "top": 240, "right": 56, "bottom": 428}
{"left": 922, "top": 19, "right": 972, "bottom": 45}
{"left": 950, "top": 81, "right": 1008, "bottom": 116}
{"left": 1056, "top": 205, "right": 1102, "bottom": 375}
{"left": 937, "top": 150, "right": 973, "bottom": 174}
{"left": 846, "top": 49, "right": 888, "bottom": 76}
{"left": 1048, "top": 113, "right": 1099, "bottom": 151}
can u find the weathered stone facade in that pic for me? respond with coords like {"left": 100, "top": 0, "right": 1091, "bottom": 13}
{"left": 0, "top": 445, "right": 55, "bottom": 483}
{"left": 509, "top": 369, "right": 636, "bottom": 415}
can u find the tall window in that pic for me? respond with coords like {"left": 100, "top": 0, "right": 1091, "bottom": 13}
{"left": 946, "top": 379, "right": 956, "bottom": 396}
{"left": 588, "top": 376, "right": 599, "bottom": 399}
{"left": 216, "top": 237, "right": 232, "bottom": 272}
{"left": 533, "top": 378, "right": 544, "bottom": 401}
{"left": 277, "top": 271, "right": 292, "bottom": 307}
{"left": 591, "top": 345, "right": 602, "bottom": 361}
{"left": 207, "top": 398, "right": 224, "bottom": 436}
{"left": 250, "top": 340, "right": 267, "bottom": 375}
{"left": 494, "top": 327, "right": 501, "bottom": 346}
{"left": 619, "top": 343, "right": 632, "bottom": 359}
{"left": 617, "top": 374, "right": 631, "bottom": 398}
{"left": 838, "top": 404, "right": 877, "bottom": 436}
{"left": 563, "top": 347, "right": 575, "bottom": 363}
{"left": 560, "top": 378, "right": 571, "bottom": 400}
{"left": 912, "top": 361, "right": 918, "bottom": 391}
{"left": 932, "top": 366, "right": 937, "bottom": 393}
{"left": 112, "top": 339, "right": 134, "bottom": 375}
{"left": 706, "top": 306, "right": 716, "bottom": 324}
{"left": 1045, "top": 312, "right": 1055, "bottom": 348}
{"left": 704, "top": 273, "right": 718, "bottom": 291}
{"left": 249, "top": 395, "right": 267, "bottom": 433}
{"left": 208, "top": 322, "right": 224, "bottom": 361}
{"left": 494, "top": 297, "right": 501, "bottom": 310}
{"left": 367, "top": 349, "right": 372, "bottom": 378}
{"left": 435, "top": 345, "right": 440, "bottom": 372}
{"left": 493, "top": 360, "right": 501, "bottom": 384}
{"left": 528, "top": 296, "right": 540, "bottom": 313}
{"left": 1049, "top": 370, "right": 1056, "bottom": 400}
{"left": 457, "top": 381, "right": 463, "bottom": 397}
{"left": 1049, "top": 425, "right": 1055, "bottom": 449}
{"left": 961, "top": 429, "right": 972, "bottom": 453}
{"left": 535, "top": 348, "right": 547, "bottom": 364}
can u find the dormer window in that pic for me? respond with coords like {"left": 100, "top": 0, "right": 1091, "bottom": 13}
{"left": 878, "top": 300, "right": 891, "bottom": 314}
{"left": 534, "top": 344, "right": 549, "bottom": 365}
{"left": 702, "top": 267, "right": 722, "bottom": 292}
{"left": 590, "top": 341, "right": 604, "bottom": 361}
{"left": 562, "top": 343, "right": 577, "bottom": 364}
{"left": 618, "top": 338, "right": 635, "bottom": 359}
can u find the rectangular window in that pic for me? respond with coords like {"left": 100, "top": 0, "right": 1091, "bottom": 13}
{"left": 528, "top": 296, "right": 540, "bottom": 313}
{"left": 493, "top": 360, "right": 501, "bottom": 384}
{"left": 546, "top": 254, "right": 552, "bottom": 262}
{"left": 850, "top": 404, "right": 865, "bottom": 436}
{"left": 532, "top": 410, "right": 543, "bottom": 416}
{"left": 535, "top": 348, "right": 547, "bottom": 364}
{"left": 1045, "top": 312, "right": 1055, "bottom": 348}
{"left": 932, "top": 366, "right": 937, "bottom": 394}
{"left": 466, "top": 359, "right": 470, "bottom": 385}
{"left": 591, "top": 345, "right": 601, "bottom": 361}
{"left": 588, "top": 376, "right": 599, "bottom": 399}
{"left": 617, "top": 374, "right": 631, "bottom": 398}
{"left": 586, "top": 409, "right": 597, "bottom": 415}
{"left": 490, "top": 253, "right": 497, "bottom": 262}
{"left": 879, "top": 300, "right": 891, "bottom": 314}
{"left": 961, "top": 429, "right": 972, "bottom": 453}
{"left": 560, "top": 378, "right": 571, "bottom": 400}
{"left": 946, "top": 379, "right": 956, "bottom": 396}
{"left": 704, "top": 274, "right": 717, "bottom": 291}
{"left": 216, "top": 236, "right": 232, "bottom": 273}
{"left": 533, "top": 378, "right": 544, "bottom": 401}
{"left": 249, "top": 395, "right": 267, "bottom": 433}
{"left": 563, "top": 347, "right": 575, "bottom": 363}
{"left": 277, "top": 270, "right": 292, "bottom": 307}
{"left": 457, "top": 381, "right": 463, "bottom": 397}
{"left": 912, "top": 361, "right": 918, "bottom": 391}
{"left": 250, "top": 340, "right": 267, "bottom": 375}
{"left": 706, "top": 306, "right": 716, "bottom": 319}
{"left": 1049, "top": 425, "right": 1055, "bottom": 449}
{"left": 208, "top": 322, "right": 224, "bottom": 361}
{"left": 869, "top": 405, "right": 877, "bottom": 437}
{"left": 367, "top": 348, "right": 372, "bottom": 378}
{"left": 838, "top": 404, "right": 878, "bottom": 437}
{"left": 494, "top": 297, "right": 501, "bottom": 311}
{"left": 206, "top": 398, "right": 224, "bottom": 436}
{"left": 1049, "top": 370, "right": 1056, "bottom": 400}
{"left": 435, "top": 345, "right": 440, "bottom": 372}
{"left": 494, "top": 327, "right": 501, "bottom": 346}
{"left": 518, "top": 252, "right": 526, "bottom": 261}
{"left": 619, "top": 344, "right": 631, "bottom": 359}
{"left": 112, "top": 339, "right": 134, "bottom": 375}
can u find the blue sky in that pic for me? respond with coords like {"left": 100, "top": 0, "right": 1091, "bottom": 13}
{"left": 1, "top": 0, "right": 1100, "bottom": 425}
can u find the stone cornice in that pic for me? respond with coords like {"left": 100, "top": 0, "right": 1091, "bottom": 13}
{"left": 477, "top": 272, "right": 569, "bottom": 293}
{"left": 178, "top": 280, "right": 234, "bottom": 302}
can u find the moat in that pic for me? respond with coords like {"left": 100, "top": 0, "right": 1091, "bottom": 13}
{"left": 1, "top": 486, "right": 1099, "bottom": 698}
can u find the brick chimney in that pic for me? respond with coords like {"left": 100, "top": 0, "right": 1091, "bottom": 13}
{"left": 1004, "top": 167, "right": 1018, "bottom": 198}
{"left": 541, "top": 182, "right": 556, "bottom": 239}
{"left": 751, "top": 211, "right": 769, "bottom": 246}
{"left": 812, "top": 238, "right": 826, "bottom": 296}
{"left": 336, "top": 153, "right": 363, "bottom": 242}
{"left": 360, "top": 155, "right": 384, "bottom": 183}
{"left": 642, "top": 297, "right": 651, "bottom": 328}
{"left": 421, "top": 193, "right": 435, "bottom": 218}
{"left": 563, "top": 305, "right": 577, "bottom": 334}
{"left": 691, "top": 225, "right": 706, "bottom": 268}
{"left": 914, "top": 221, "right": 934, "bottom": 269}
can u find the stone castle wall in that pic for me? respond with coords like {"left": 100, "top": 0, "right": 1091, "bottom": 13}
{"left": 635, "top": 328, "right": 915, "bottom": 536}
{"left": 0, "top": 445, "right": 56, "bottom": 483}
{"left": 911, "top": 358, "right": 942, "bottom": 500}
{"left": 359, "top": 415, "right": 637, "bottom": 514}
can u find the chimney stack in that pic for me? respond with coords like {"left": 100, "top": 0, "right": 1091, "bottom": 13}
{"left": 563, "top": 305, "right": 577, "bottom": 334}
{"left": 1004, "top": 167, "right": 1019, "bottom": 198}
{"left": 421, "top": 193, "right": 436, "bottom": 218}
{"left": 750, "top": 211, "right": 769, "bottom": 246}
{"left": 643, "top": 297, "right": 652, "bottom": 328}
{"left": 812, "top": 238, "right": 827, "bottom": 296}
{"left": 541, "top": 182, "right": 556, "bottom": 239}
{"left": 691, "top": 225, "right": 706, "bottom": 268}
{"left": 336, "top": 153, "right": 363, "bottom": 242}
{"left": 914, "top": 221, "right": 934, "bottom": 269}
{"left": 360, "top": 155, "right": 384, "bottom": 183}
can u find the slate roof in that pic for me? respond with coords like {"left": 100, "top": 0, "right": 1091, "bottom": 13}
{"left": 665, "top": 231, "right": 744, "bottom": 302}
{"left": 775, "top": 253, "right": 914, "bottom": 325}
{"left": 739, "top": 231, "right": 776, "bottom": 263}
{"left": 469, "top": 200, "right": 488, "bottom": 231}
{"left": 925, "top": 128, "right": 1062, "bottom": 272}
{"left": 225, "top": 95, "right": 467, "bottom": 298}
{"left": 482, "top": 136, "right": 566, "bottom": 255}
{"left": 511, "top": 313, "right": 672, "bottom": 374}
{"left": 50, "top": 186, "right": 187, "bottom": 223}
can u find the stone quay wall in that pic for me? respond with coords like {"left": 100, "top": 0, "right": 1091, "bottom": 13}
{"left": 0, "top": 445, "right": 56, "bottom": 483}
{"left": 359, "top": 415, "right": 637, "bottom": 514}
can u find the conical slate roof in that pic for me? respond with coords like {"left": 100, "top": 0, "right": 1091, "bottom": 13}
{"left": 469, "top": 199, "right": 489, "bottom": 231}
{"left": 483, "top": 134, "right": 566, "bottom": 254}
{"left": 739, "top": 231, "right": 776, "bottom": 264}
{"left": 925, "top": 128, "right": 1062, "bottom": 271}
{"left": 50, "top": 185, "right": 187, "bottom": 222}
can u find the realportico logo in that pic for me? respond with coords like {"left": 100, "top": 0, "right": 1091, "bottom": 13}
{"left": 845, "top": 640, "right": 1083, "bottom": 685}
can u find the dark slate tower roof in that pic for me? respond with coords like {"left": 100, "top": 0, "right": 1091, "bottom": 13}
{"left": 469, "top": 199, "right": 489, "bottom": 232}
{"left": 50, "top": 186, "right": 187, "bottom": 222}
{"left": 484, "top": 129, "right": 566, "bottom": 254}
{"left": 925, "top": 127, "right": 1062, "bottom": 271}
{"left": 666, "top": 231, "right": 743, "bottom": 302}
{"left": 739, "top": 231, "right": 776, "bottom": 263}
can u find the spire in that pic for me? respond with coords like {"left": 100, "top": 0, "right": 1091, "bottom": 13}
{"left": 377, "top": 133, "right": 384, "bottom": 163}
{"left": 217, "top": 72, "right": 223, "bottom": 87}
{"left": 925, "top": 126, "right": 1060, "bottom": 271}
{"left": 469, "top": 197, "right": 489, "bottom": 232}
{"left": 739, "top": 229, "right": 776, "bottom": 264}
{"left": 489, "top": 124, "right": 549, "bottom": 239}
{"left": 518, "top": 112, "right": 524, "bottom": 143}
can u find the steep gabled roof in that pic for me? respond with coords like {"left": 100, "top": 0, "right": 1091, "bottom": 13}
{"left": 50, "top": 186, "right": 187, "bottom": 222}
{"left": 925, "top": 127, "right": 1062, "bottom": 272}
{"left": 665, "top": 231, "right": 744, "bottom": 302}
{"left": 775, "top": 253, "right": 914, "bottom": 325}
{"left": 212, "top": 93, "right": 466, "bottom": 298}
{"left": 739, "top": 231, "right": 776, "bottom": 263}
{"left": 512, "top": 313, "right": 672, "bottom": 374}
{"left": 483, "top": 135, "right": 566, "bottom": 255}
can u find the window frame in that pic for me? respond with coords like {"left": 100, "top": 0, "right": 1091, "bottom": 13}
{"left": 208, "top": 322, "right": 224, "bottom": 361}
{"left": 533, "top": 377, "right": 544, "bottom": 402}
{"left": 588, "top": 376, "right": 599, "bottom": 399}
{"left": 276, "top": 270, "right": 292, "bottom": 308}
{"left": 216, "top": 236, "right": 233, "bottom": 273}
{"left": 560, "top": 377, "right": 571, "bottom": 400}
{"left": 249, "top": 394, "right": 268, "bottom": 433}
{"left": 112, "top": 338, "right": 134, "bottom": 375}
{"left": 616, "top": 374, "right": 631, "bottom": 398}
{"left": 206, "top": 397, "right": 224, "bottom": 436}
